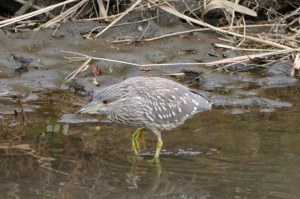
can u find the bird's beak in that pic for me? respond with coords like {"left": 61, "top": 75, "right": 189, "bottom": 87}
{"left": 74, "top": 101, "right": 103, "bottom": 114}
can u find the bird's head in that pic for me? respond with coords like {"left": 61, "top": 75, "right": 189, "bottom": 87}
{"left": 74, "top": 84, "right": 127, "bottom": 115}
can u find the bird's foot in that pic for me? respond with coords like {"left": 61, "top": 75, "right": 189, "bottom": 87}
{"left": 146, "top": 157, "right": 160, "bottom": 163}
{"left": 131, "top": 128, "right": 147, "bottom": 156}
{"left": 132, "top": 139, "right": 140, "bottom": 156}
{"left": 146, "top": 157, "right": 161, "bottom": 174}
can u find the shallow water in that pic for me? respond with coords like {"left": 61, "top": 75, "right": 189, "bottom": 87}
{"left": 1, "top": 86, "right": 300, "bottom": 199}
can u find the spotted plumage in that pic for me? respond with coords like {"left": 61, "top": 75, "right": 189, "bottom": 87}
{"left": 75, "top": 76, "right": 212, "bottom": 158}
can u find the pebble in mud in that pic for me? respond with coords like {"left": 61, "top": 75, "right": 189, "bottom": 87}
{"left": 146, "top": 51, "right": 168, "bottom": 63}
{"left": 266, "top": 62, "right": 293, "bottom": 75}
{"left": 198, "top": 73, "right": 254, "bottom": 91}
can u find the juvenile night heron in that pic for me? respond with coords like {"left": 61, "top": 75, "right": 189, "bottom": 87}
{"left": 75, "top": 76, "right": 212, "bottom": 159}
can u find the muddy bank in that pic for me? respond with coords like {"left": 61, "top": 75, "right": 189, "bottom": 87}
{"left": 0, "top": 16, "right": 298, "bottom": 114}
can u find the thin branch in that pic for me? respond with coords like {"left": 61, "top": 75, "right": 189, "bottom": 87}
{"left": 291, "top": 53, "right": 300, "bottom": 77}
{"left": 62, "top": 48, "right": 299, "bottom": 82}
{"left": 36, "top": 0, "right": 89, "bottom": 30}
{"left": 13, "top": 0, "right": 44, "bottom": 11}
{"left": 87, "top": 16, "right": 157, "bottom": 39}
{"left": 156, "top": 3, "right": 292, "bottom": 50}
{"left": 113, "top": 23, "right": 287, "bottom": 43}
{"left": 95, "top": 0, "right": 143, "bottom": 38}
{"left": 0, "top": 0, "right": 78, "bottom": 28}
{"left": 214, "top": 43, "right": 279, "bottom": 52}
{"left": 14, "top": 0, "right": 36, "bottom": 16}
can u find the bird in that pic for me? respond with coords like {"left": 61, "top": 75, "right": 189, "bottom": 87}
{"left": 75, "top": 76, "right": 212, "bottom": 159}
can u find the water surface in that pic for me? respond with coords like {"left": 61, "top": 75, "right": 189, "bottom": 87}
{"left": 0, "top": 87, "right": 299, "bottom": 199}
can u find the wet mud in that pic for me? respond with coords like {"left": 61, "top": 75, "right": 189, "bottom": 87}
{"left": 0, "top": 12, "right": 300, "bottom": 199}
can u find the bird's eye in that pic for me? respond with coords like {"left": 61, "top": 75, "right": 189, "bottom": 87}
{"left": 102, "top": 99, "right": 109, "bottom": 104}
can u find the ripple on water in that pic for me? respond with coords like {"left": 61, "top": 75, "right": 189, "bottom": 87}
{"left": 1, "top": 88, "right": 300, "bottom": 199}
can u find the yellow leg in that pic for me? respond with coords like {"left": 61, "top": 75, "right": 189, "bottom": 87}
{"left": 131, "top": 128, "right": 146, "bottom": 156}
{"left": 154, "top": 138, "right": 163, "bottom": 158}
{"left": 132, "top": 128, "right": 141, "bottom": 155}
{"left": 147, "top": 136, "right": 163, "bottom": 163}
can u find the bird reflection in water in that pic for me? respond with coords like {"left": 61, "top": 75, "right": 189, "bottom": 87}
{"left": 126, "top": 157, "right": 162, "bottom": 189}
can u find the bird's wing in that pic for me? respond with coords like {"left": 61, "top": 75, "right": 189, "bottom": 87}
{"left": 134, "top": 82, "right": 199, "bottom": 124}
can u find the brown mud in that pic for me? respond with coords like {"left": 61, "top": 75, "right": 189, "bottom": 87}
{"left": 0, "top": 8, "right": 300, "bottom": 199}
